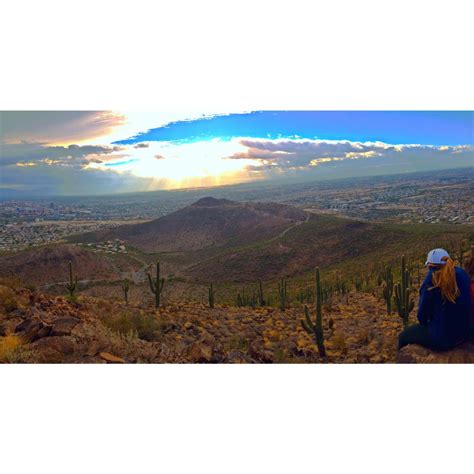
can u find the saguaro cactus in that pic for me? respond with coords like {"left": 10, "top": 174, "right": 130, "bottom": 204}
{"left": 236, "top": 293, "right": 243, "bottom": 307}
{"left": 382, "top": 266, "right": 394, "bottom": 315}
{"left": 301, "top": 267, "right": 326, "bottom": 357}
{"left": 122, "top": 279, "right": 130, "bottom": 305}
{"left": 208, "top": 283, "right": 215, "bottom": 308}
{"left": 278, "top": 278, "right": 288, "bottom": 311}
{"left": 257, "top": 280, "right": 265, "bottom": 307}
{"left": 394, "top": 255, "right": 414, "bottom": 328}
{"left": 147, "top": 261, "right": 165, "bottom": 308}
{"left": 66, "top": 260, "right": 78, "bottom": 299}
{"left": 458, "top": 241, "right": 466, "bottom": 269}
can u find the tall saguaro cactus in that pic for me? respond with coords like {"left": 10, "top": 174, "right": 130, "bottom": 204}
{"left": 382, "top": 266, "right": 394, "bottom": 315}
{"left": 147, "top": 261, "right": 165, "bottom": 309}
{"left": 66, "top": 260, "right": 78, "bottom": 299}
{"left": 301, "top": 267, "right": 326, "bottom": 357}
{"left": 208, "top": 283, "right": 215, "bottom": 308}
{"left": 394, "top": 255, "right": 414, "bottom": 328}
{"left": 257, "top": 280, "right": 265, "bottom": 307}
{"left": 278, "top": 277, "right": 288, "bottom": 311}
{"left": 122, "top": 279, "right": 130, "bottom": 305}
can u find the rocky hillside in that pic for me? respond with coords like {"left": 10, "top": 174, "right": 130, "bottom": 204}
{"left": 77, "top": 197, "right": 308, "bottom": 253}
{"left": 2, "top": 277, "right": 472, "bottom": 364}
{"left": 0, "top": 244, "right": 141, "bottom": 287}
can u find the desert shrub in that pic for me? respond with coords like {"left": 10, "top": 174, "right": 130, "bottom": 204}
{"left": 101, "top": 311, "right": 162, "bottom": 342}
{"left": 0, "top": 276, "right": 23, "bottom": 290}
{"left": 356, "top": 329, "right": 376, "bottom": 345}
{"left": 0, "top": 285, "right": 18, "bottom": 313}
{"left": 331, "top": 333, "right": 347, "bottom": 355}
{"left": 0, "top": 334, "right": 33, "bottom": 363}
{"left": 225, "top": 334, "right": 249, "bottom": 352}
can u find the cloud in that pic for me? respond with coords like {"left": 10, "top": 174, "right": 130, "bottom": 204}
{"left": 226, "top": 138, "right": 474, "bottom": 178}
{"left": 0, "top": 142, "right": 125, "bottom": 167}
{"left": 0, "top": 111, "right": 126, "bottom": 145}
{"left": 133, "top": 143, "right": 149, "bottom": 149}
{"left": 154, "top": 154, "right": 165, "bottom": 160}
{"left": 0, "top": 161, "right": 156, "bottom": 197}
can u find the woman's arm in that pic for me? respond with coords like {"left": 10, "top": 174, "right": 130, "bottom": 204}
{"left": 417, "top": 272, "right": 434, "bottom": 325}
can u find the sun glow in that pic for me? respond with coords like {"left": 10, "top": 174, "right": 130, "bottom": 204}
{"left": 87, "top": 137, "right": 260, "bottom": 189}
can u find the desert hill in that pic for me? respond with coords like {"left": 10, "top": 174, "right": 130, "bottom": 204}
{"left": 73, "top": 197, "right": 472, "bottom": 284}
{"left": 77, "top": 197, "right": 308, "bottom": 253}
{"left": 184, "top": 213, "right": 472, "bottom": 283}
{"left": 0, "top": 244, "right": 141, "bottom": 287}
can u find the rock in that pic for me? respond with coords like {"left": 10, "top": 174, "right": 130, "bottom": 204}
{"left": 248, "top": 343, "right": 275, "bottom": 362}
{"left": 14, "top": 318, "right": 51, "bottom": 342}
{"left": 36, "top": 324, "right": 53, "bottom": 339}
{"left": 85, "top": 340, "right": 107, "bottom": 357}
{"left": 0, "top": 317, "right": 24, "bottom": 336}
{"left": 50, "top": 317, "right": 81, "bottom": 337}
{"left": 99, "top": 352, "right": 126, "bottom": 363}
{"left": 30, "top": 336, "right": 77, "bottom": 363}
{"left": 223, "top": 350, "right": 256, "bottom": 363}
{"left": 188, "top": 342, "right": 213, "bottom": 362}
{"left": 397, "top": 339, "right": 474, "bottom": 363}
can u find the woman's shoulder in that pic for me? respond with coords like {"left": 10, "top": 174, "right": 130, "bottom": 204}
{"left": 455, "top": 266, "right": 470, "bottom": 287}
{"left": 455, "top": 266, "right": 469, "bottom": 278}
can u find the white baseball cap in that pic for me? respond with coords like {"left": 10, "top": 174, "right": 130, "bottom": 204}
{"left": 425, "top": 248, "right": 450, "bottom": 266}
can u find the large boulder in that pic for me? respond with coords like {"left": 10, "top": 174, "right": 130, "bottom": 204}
{"left": 50, "top": 317, "right": 81, "bottom": 337}
{"left": 188, "top": 341, "right": 213, "bottom": 362}
{"left": 29, "top": 336, "right": 78, "bottom": 363}
{"left": 397, "top": 339, "right": 474, "bottom": 363}
{"left": 14, "top": 318, "right": 52, "bottom": 342}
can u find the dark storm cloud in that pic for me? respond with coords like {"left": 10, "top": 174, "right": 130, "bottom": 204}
{"left": 0, "top": 161, "right": 155, "bottom": 197}
{"left": 0, "top": 111, "right": 126, "bottom": 144}
{"left": 0, "top": 142, "right": 125, "bottom": 167}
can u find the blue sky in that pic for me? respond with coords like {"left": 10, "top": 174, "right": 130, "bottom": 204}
{"left": 115, "top": 111, "right": 473, "bottom": 146}
{"left": 1, "top": 111, "right": 473, "bottom": 196}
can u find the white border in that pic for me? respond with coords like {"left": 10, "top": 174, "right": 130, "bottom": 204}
{"left": 1, "top": 1, "right": 473, "bottom": 473}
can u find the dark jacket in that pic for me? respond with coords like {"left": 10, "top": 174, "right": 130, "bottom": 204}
{"left": 417, "top": 266, "right": 471, "bottom": 349}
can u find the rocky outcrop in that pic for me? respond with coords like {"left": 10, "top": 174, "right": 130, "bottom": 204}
{"left": 397, "top": 339, "right": 474, "bottom": 363}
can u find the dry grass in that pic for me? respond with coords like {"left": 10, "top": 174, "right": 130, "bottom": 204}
{"left": 0, "top": 334, "right": 33, "bottom": 363}
{"left": 99, "top": 310, "right": 163, "bottom": 342}
{"left": 0, "top": 285, "right": 18, "bottom": 312}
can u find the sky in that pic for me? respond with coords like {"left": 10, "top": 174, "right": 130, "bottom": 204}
{"left": 0, "top": 111, "right": 473, "bottom": 197}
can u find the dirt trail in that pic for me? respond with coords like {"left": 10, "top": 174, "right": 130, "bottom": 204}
{"left": 181, "top": 212, "right": 311, "bottom": 274}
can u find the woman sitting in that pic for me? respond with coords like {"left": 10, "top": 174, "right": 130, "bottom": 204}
{"left": 398, "top": 248, "right": 471, "bottom": 351}
{"left": 465, "top": 252, "right": 474, "bottom": 336}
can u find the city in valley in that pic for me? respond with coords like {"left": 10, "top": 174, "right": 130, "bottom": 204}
{"left": 1, "top": 167, "right": 472, "bottom": 253}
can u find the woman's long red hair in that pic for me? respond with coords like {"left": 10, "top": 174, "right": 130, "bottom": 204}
{"left": 430, "top": 256, "right": 460, "bottom": 304}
